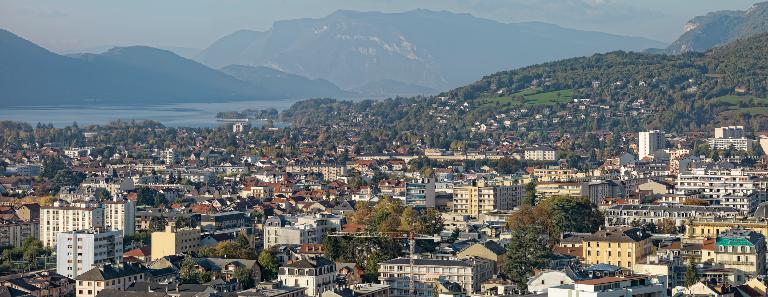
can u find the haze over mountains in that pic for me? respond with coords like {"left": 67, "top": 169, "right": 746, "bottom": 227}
{"left": 196, "top": 9, "right": 664, "bottom": 93}
{"left": 17, "top": 6, "right": 768, "bottom": 107}
{"left": 667, "top": 2, "right": 768, "bottom": 54}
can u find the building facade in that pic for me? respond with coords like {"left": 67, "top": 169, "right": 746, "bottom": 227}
{"left": 56, "top": 229, "right": 124, "bottom": 278}
{"left": 150, "top": 225, "right": 200, "bottom": 260}
{"left": 278, "top": 257, "right": 336, "bottom": 297}
{"left": 41, "top": 202, "right": 105, "bottom": 248}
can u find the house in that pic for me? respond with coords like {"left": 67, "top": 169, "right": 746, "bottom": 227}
{"left": 278, "top": 256, "right": 336, "bottom": 297}
{"left": 455, "top": 241, "right": 507, "bottom": 273}
{"left": 583, "top": 227, "right": 652, "bottom": 270}
{"left": 75, "top": 263, "right": 147, "bottom": 297}
{"left": 527, "top": 268, "right": 585, "bottom": 294}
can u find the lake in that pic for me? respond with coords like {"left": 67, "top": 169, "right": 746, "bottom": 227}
{"left": 0, "top": 99, "right": 300, "bottom": 128}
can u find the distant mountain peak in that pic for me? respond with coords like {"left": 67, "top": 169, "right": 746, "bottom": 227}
{"left": 195, "top": 9, "right": 665, "bottom": 96}
{"left": 667, "top": 1, "right": 768, "bottom": 54}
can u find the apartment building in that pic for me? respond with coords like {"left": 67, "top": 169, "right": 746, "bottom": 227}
{"left": 150, "top": 225, "right": 201, "bottom": 260}
{"left": 263, "top": 214, "right": 342, "bottom": 249}
{"left": 41, "top": 202, "right": 105, "bottom": 248}
{"left": 674, "top": 167, "right": 760, "bottom": 209}
{"left": 452, "top": 179, "right": 522, "bottom": 216}
{"left": 535, "top": 182, "right": 584, "bottom": 199}
{"left": 709, "top": 126, "right": 752, "bottom": 151}
{"left": 583, "top": 227, "right": 652, "bottom": 270}
{"left": 378, "top": 258, "right": 494, "bottom": 297}
{"left": 638, "top": 130, "right": 665, "bottom": 160}
{"left": 524, "top": 146, "right": 557, "bottom": 161}
{"left": 714, "top": 228, "right": 766, "bottom": 276}
{"left": 605, "top": 204, "right": 741, "bottom": 227}
{"left": 548, "top": 275, "right": 665, "bottom": 297}
{"left": 402, "top": 178, "right": 436, "bottom": 208}
{"left": 0, "top": 218, "right": 39, "bottom": 247}
{"left": 686, "top": 217, "right": 768, "bottom": 240}
{"left": 103, "top": 199, "right": 136, "bottom": 235}
{"left": 80, "top": 176, "right": 135, "bottom": 197}
{"left": 200, "top": 211, "right": 248, "bottom": 232}
{"left": 75, "top": 263, "right": 146, "bottom": 297}
{"left": 285, "top": 165, "right": 348, "bottom": 181}
{"left": 716, "top": 126, "right": 746, "bottom": 139}
{"left": 56, "top": 229, "right": 123, "bottom": 278}
{"left": 278, "top": 256, "right": 336, "bottom": 297}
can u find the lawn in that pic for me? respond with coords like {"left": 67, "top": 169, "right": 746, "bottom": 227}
{"left": 481, "top": 88, "right": 574, "bottom": 107}
{"left": 732, "top": 107, "right": 768, "bottom": 115}
{"left": 715, "top": 95, "right": 765, "bottom": 105}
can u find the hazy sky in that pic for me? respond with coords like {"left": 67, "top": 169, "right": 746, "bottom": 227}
{"left": 0, "top": 0, "right": 762, "bottom": 53}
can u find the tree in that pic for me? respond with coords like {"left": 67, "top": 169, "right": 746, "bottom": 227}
{"left": 684, "top": 259, "right": 700, "bottom": 287}
{"left": 415, "top": 208, "right": 444, "bottom": 235}
{"left": 257, "top": 250, "right": 279, "bottom": 280}
{"left": 234, "top": 268, "right": 255, "bottom": 289}
{"left": 179, "top": 256, "right": 198, "bottom": 284}
{"left": 93, "top": 188, "right": 112, "bottom": 201}
{"left": 446, "top": 228, "right": 460, "bottom": 243}
{"left": 502, "top": 224, "right": 553, "bottom": 293}
{"left": 496, "top": 157, "right": 520, "bottom": 174}
{"left": 683, "top": 198, "right": 709, "bottom": 206}
{"left": 522, "top": 181, "right": 537, "bottom": 206}
{"left": 656, "top": 219, "right": 678, "bottom": 234}
{"left": 322, "top": 235, "right": 343, "bottom": 260}
{"left": 540, "top": 196, "right": 603, "bottom": 234}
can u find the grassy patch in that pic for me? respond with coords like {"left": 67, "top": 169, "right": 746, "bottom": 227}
{"left": 481, "top": 88, "right": 573, "bottom": 107}
{"left": 732, "top": 107, "right": 768, "bottom": 115}
{"left": 715, "top": 95, "right": 765, "bottom": 106}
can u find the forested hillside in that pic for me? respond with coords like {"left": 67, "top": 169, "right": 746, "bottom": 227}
{"left": 274, "top": 33, "right": 768, "bottom": 156}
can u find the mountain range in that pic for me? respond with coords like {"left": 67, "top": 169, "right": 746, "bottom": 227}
{"left": 195, "top": 9, "right": 665, "bottom": 94}
{"left": 667, "top": 1, "right": 768, "bottom": 54}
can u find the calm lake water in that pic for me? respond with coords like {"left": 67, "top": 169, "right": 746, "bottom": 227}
{"left": 0, "top": 99, "right": 299, "bottom": 128}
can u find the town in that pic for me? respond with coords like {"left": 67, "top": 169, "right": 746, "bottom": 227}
{"left": 2, "top": 120, "right": 768, "bottom": 297}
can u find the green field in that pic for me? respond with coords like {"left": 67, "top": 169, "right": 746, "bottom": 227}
{"left": 732, "top": 107, "right": 768, "bottom": 115}
{"left": 715, "top": 95, "right": 765, "bottom": 105}
{"left": 481, "top": 88, "right": 574, "bottom": 106}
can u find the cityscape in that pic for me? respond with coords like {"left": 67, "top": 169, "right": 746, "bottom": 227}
{"left": 4, "top": 1, "right": 768, "bottom": 297}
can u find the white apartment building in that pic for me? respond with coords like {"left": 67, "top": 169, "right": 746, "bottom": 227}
{"left": 56, "top": 229, "right": 123, "bottom": 279}
{"left": 103, "top": 200, "right": 136, "bottom": 235}
{"left": 524, "top": 146, "right": 557, "bottom": 161}
{"left": 41, "top": 202, "right": 105, "bottom": 248}
{"left": 638, "top": 130, "right": 664, "bottom": 160}
{"left": 709, "top": 126, "right": 752, "bottom": 151}
{"left": 161, "top": 148, "right": 176, "bottom": 164}
{"left": 378, "top": 258, "right": 494, "bottom": 297}
{"left": 548, "top": 275, "right": 665, "bottom": 297}
{"left": 278, "top": 257, "right": 336, "bottom": 297}
{"left": 285, "top": 165, "right": 348, "bottom": 181}
{"left": 708, "top": 137, "right": 752, "bottom": 151}
{"left": 715, "top": 126, "right": 745, "bottom": 139}
{"left": 674, "top": 167, "right": 762, "bottom": 211}
{"left": 263, "top": 214, "right": 343, "bottom": 249}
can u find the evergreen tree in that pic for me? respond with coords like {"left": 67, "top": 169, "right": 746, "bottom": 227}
{"left": 502, "top": 224, "right": 553, "bottom": 293}
{"left": 684, "top": 260, "right": 700, "bottom": 287}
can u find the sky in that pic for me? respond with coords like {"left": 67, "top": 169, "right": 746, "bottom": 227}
{"left": 0, "top": 0, "right": 762, "bottom": 53}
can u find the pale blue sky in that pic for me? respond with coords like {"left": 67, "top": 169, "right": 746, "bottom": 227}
{"left": 0, "top": 0, "right": 762, "bottom": 52}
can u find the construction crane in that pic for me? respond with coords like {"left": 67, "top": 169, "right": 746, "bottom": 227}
{"left": 328, "top": 231, "right": 440, "bottom": 296}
